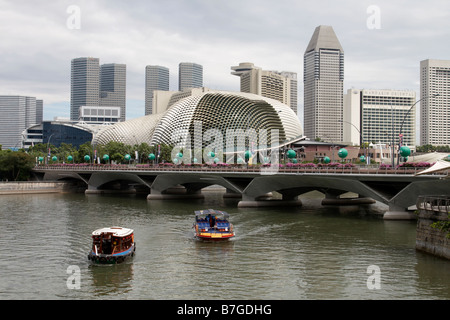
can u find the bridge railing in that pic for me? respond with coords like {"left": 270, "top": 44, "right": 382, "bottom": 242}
{"left": 417, "top": 195, "right": 450, "bottom": 214}
{"left": 33, "top": 164, "right": 449, "bottom": 176}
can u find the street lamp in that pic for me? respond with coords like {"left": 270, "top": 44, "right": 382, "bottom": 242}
{"left": 46, "top": 133, "right": 55, "bottom": 164}
{"left": 341, "top": 120, "right": 367, "bottom": 164}
{"left": 397, "top": 94, "right": 439, "bottom": 165}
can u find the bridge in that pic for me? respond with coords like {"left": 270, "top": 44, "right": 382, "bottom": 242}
{"left": 32, "top": 164, "right": 450, "bottom": 220}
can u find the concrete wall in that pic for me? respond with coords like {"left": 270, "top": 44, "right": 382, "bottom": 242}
{"left": 416, "top": 209, "right": 450, "bottom": 260}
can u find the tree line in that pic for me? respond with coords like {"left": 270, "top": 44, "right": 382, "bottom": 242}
{"left": 0, "top": 142, "right": 174, "bottom": 181}
{"left": 28, "top": 141, "right": 174, "bottom": 164}
{"left": 416, "top": 144, "right": 450, "bottom": 153}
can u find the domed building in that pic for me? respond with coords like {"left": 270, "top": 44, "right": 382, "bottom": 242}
{"left": 93, "top": 90, "right": 304, "bottom": 163}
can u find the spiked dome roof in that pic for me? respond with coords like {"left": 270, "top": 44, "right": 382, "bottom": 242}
{"left": 93, "top": 90, "right": 304, "bottom": 150}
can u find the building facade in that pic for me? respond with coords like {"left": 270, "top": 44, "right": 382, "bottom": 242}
{"left": 231, "top": 62, "right": 298, "bottom": 114}
{"left": 100, "top": 63, "right": 126, "bottom": 122}
{"left": 22, "top": 120, "right": 97, "bottom": 149}
{"left": 93, "top": 90, "right": 304, "bottom": 163}
{"left": 420, "top": 59, "right": 450, "bottom": 146}
{"left": 179, "top": 62, "right": 203, "bottom": 92}
{"left": 71, "top": 57, "right": 100, "bottom": 121}
{"left": 71, "top": 57, "right": 126, "bottom": 121}
{"left": 78, "top": 106, "right": 121, "bottom": 123}
{"left": 145, "top": 65, "right": 169, "bottom": 115}
{"left": 304, "top": 25, "right": 344, "bottom": 143}
{"left": 0, "top": 95, "right": 40, "bottom": 150}
{"left": 344, "top": 89, "right": 417, "bottom": 147}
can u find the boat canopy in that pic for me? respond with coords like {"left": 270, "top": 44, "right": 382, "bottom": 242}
{"left": 195, "top": 209, "right": 229, "bottom": 218}
{"left": 92, "top": 226, "right": 134, "bottom": 237}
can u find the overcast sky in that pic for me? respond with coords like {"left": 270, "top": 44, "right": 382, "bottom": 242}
{"left": 1, "top": 0, "right": 449, "bottom": 123}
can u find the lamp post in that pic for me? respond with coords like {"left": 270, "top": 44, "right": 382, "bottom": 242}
{"left": 397, "top": 94, "right": 439, "bottom": 165}
{"left": 341, "top": 120, "right": 367, "bottom": 164}
{"left": 46, "top": 133, "right": 55, "bottom": 164}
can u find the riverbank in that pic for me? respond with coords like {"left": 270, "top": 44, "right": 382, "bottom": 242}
{"left": 0, "top": 181, "right": 80, "bottom": 195}
{"left": 416, "top": 196, "right": 450, "bottom": 260}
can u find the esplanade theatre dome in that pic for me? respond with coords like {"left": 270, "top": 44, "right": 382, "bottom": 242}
{"left": 93, "top": 90, "right": 304, "bottom": 151}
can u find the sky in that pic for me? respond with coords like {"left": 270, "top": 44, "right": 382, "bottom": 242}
{"left": 1, "top": 0, "right": 450, "bottom": 125}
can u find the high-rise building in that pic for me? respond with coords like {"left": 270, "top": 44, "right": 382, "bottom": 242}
{"left": 179, "top": 62, "right": 203, "bottom": 92}
{"left": 231, "top": 62, "right": 298, "bottom": 114}
{"left": 343, "top": 89, "right": 416, "bottom": 147}
{"left": 420, "top": 59, "right": 450, "bottom": 146}
{"left": 145, "top": 65, "right": 169, "bottom": 115}
{"left": 304, "top": 25, "right": 344, "bottom": 142}
{"left": 0, "top": 95, "right": 40, "bottom": 149}
{"left": 100, "top": 63, "right": 126, "bottom": 122}
{"left": 36, "top": 99, "right": 43, "bottom": 124}
{"left": 70, "top": 57, "right": 100, "bottom": 121}
{"left": 71, "top": 57, "right": 126, "bottom": 122}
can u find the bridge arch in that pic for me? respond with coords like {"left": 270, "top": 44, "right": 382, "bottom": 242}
{"left": 242, "top": 175, "right": 389, "bottom": 204}
{"left": 86, "top": 172, "right": 154, "bottom": 193}
{"left": 149, "top": 173, "right": 244, "bottom": 196}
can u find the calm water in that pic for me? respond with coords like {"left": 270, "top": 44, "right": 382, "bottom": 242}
{"left": 0, "top": 191, "right": 449, "bottom": 300}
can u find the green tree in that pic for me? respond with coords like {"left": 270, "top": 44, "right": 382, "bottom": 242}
{"left": 77, "top": 141, "right": 94, "bottom": 163}
{"left": 0, "top": 150, "right": 34, "bottom": 181}
{"left": 56, "top": 143, "right": 79, "bottom": 163}
{"left": 102, "top": 141, "right": 127, "bottom": 163}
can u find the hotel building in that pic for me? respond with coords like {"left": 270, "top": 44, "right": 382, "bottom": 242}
{"left": 231, "top": 62, "right": 298, "bottom": 114}
{"left": 344, "top": 89, "right": 416, "bottom": 147}
{"left": 420, "top": 59, "right": 450, "bottom": 146}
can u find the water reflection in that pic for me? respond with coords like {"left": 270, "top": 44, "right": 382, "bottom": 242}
{"left": 0, "top": 192, "right": 448, "bottom": 300}
{"left": 88, "top": 263, "right": 135, "bottom": 297}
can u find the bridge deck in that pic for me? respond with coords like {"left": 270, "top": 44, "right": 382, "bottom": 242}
{"left": 33, "top": 164, "right": 447, "bottom": 176}
{"left": 33, "top": 164, "right": 450, "bottom": 220}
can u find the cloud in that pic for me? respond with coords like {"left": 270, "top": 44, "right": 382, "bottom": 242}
{"left": 0, "top": 0, "right": 449, "bottom": 121}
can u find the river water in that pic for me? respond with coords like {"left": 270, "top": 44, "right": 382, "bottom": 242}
{"left": 0, "top": 190, "right": 448, "bottom": 300}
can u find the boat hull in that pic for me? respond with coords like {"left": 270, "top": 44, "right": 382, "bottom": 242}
{"left": 88, "top": 243, "right": 136, "bottom": 264}
{"left": 195, "top": 232, "right": 235, "bottom": 241}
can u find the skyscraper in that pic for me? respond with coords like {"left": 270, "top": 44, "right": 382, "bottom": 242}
{"left": 231, "top": 62, "right": 298, "bottom": 114}
{"left": 71, "top": 57, "right": 126, "bottom": 121}
{"left": 179, "top": 62, "right": 203, "bottom": 91}
{"left": 145, "top": 65, "right": 169, "bottom": 115}
{"left": 420, "top": 59, "right": 450, "bottom": 146}
{"left": 0, "top": 95, "right": 40, "bottom": 149}
{"left": 304, "top": 25, "right": 344, "bottom": 142}
{"left": 70, "top": 57, "right": 100, "bottom": 121}
{"left": 100, "top": 63, "right": 126, "bottom": 122}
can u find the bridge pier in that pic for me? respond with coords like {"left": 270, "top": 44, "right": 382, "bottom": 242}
{"left": 383, "top": 203, "right": 416, "bottom": 220}
{"left": 237, "top": 194, "right": 302, "bottom": 208}
{"left": 85, "top": 183, "right": 137, "bottom": 194}
{"left": 222, "top": 188, "right": 242, "bottom": 198}
{"left": 321, "top": 192, "right": 376, "bottom": 206}
{"left": 147, "top": 186, "right": 205, "bottom": 200}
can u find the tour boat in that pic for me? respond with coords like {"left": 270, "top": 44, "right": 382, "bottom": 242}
{"left": 88, "top": 226, "right": 136, "bottom": 264}
{"left": 193, "top": 209, "right": 235, "bottom": 240}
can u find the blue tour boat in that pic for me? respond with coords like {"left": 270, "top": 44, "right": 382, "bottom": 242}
{"left": 193, "top": 209, "right": 235, "bottom": 240}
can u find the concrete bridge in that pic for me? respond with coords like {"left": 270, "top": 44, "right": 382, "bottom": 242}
{"left": 33, "top": 165, "right": 450, "bottom": 220}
